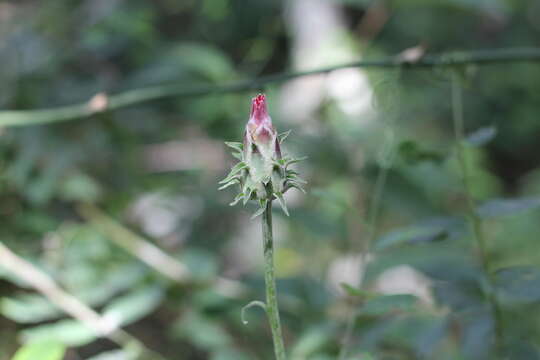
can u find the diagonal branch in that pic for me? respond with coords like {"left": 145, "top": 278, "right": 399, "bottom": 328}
{"left": 1, "top": 47, "right": 539, "bottom": 128}
{"left": 78, "top": 204, "right": 246, "bottom": 299}
{"left": 0, "top": 242, "right": 166, "bottom": 360}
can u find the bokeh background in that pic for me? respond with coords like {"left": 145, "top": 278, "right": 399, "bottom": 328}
{"left": 1, "top": 0, "right": 540, "bottom": 359}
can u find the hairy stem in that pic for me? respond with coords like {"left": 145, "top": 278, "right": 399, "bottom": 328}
{"left": 262, "top": 200, "right": 287, "bottom": 360}
{"left": 451, "top": 73, "right": 504, "bottom": 357}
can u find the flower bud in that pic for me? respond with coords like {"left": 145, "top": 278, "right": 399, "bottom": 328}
{"left": 219, "top": 94, "right": 306, "bottom": 218}
{"left": 244, "top": 94, "right": 281, "bottom": 163}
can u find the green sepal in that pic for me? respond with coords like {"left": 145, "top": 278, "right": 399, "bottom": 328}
{"left": 229, "top": 193, "right": 244, "bottom": 206}
{"left": 286, "top": 170, "right": 300, "bottom": 176}
{"left": 278, "top": 130, "right": 292, "bottom": 144}
{"left": 225, "top": 142, "right": 243, "bottom": 152}
{"left": 219, "top": 162, "right": 247, "bottom": 184}
{"left": 275, "top": 192, "right": 289, "bottom": 216}
{"left": 231, "top": 151, "right": 243, "bottom": 161}
{"left": 285, "top": 156, "right": 308, "bottom": 168}
{"left": 243, "top": 187, "right": 255, "bottom": 205}
{"left": 286, "top": 183, "right": 306, "bottom": 194}
{"left": 218, "top": 179, "right": 239, "bottom": 190}
{"left": 286, "top": 175, "right": 307, "bottom": 184}
{"left": 251, "top": 199, "right": 267, "bottom": 219}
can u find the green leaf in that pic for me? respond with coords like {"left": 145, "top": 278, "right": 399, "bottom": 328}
{"left": 219, "top": 162, "right": 247, "bottom": 184}
{"left": 1, "top": 295, "right": 60, "bottom": 324}
{"left": 173, "top": 311, "right": 232, "bottom": 350}
{"left": 21, "top": 319, "right": 98, "bottom": 346}
{"left": 289, "top": 326, "right": 332, "bottom": 359}
{"left": 231, "top": 151, "right": 243, "bottom": 161}
{"left": 11, "top": 341, "right": 65, "bottom": 360}
{"left": 285, "top": 156, "right": 308, "bottom": 168}
{"left": 495, "top": 266, "right": 540, "bottom": 305}
{"left": 374, "top": 224, "right": 448, "bottom": 251}
{"left": 278, "top": 130, "right": 292, "bottom": 143}
{"left": 274, "top": 192, "right": 289, "bottom": 216}
{"left": 287, "top": 183, "right": 306, "bottom": 194}
{"left": 229, "top": 192, "right": 244, "bottom": 206}
{"left": 465, "top": 126, "right": 497, "bottom": 146}
{"left": 286, "top": 175, "right": 307, "bottom": 184}
{"left": 251, "top": 200, "right": 267, "bottom": 219}
{"left": 361, "top": 294, "right": 418, "bottom": 316}
{"left": 218, "top": 179, "right": 239, "bottom": 190}
{"left": 102, "top": 286, "right": 163, "bottom": 327}
{"left": 243, "top": 187, "right": 255, "bottom": 205}
{"left": 398, "top": 140, "right": 444, "bottom": 165}
{"left": 210, "top": 349, "right": 250, "bottom": 360}
{"left": 224, "top": 142, "right": 243, "bottom": 152}
{"left": 340, "top": 283, "right": 377, "bottom": 299}
{"left": 476, "top": 197, "right": 540, "bottom": 218}
{"left": 59, "top": 172, "right": 102, "bottom": 203}
{"left": 86, "top": 350, "right": 134, "bottom": 360}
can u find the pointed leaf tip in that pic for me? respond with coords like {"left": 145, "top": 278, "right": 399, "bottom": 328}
{"left": 278, "top": 130, "right": 292, "bottom": 143}
{"left": 275, "top": 192, "right": 289, "bottom": 216}
{"left": 251, "top": 201, "right": 267, "bottom": 219}
{"left": 229, "top": 193, "right": 244, "bottom": 206}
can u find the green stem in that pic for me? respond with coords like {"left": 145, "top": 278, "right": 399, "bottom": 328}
{"left": 3, "top": 48, "right": 540, "bottom": 127}
{"left": 262, "top": 200, "right": 287, "bottom": 360}
{"left": 451, "top": 73, "right": 504, "bottom": 357}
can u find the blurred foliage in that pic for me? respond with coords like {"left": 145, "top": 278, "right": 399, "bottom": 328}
{"left": 1, "top": 0, "right": 540, "bottom": 359}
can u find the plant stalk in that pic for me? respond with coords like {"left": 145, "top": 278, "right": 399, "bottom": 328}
{"left": 262, "top": 200, "right": 287, "bottom": 360}
{"left": 451, "top": 73, "right": 504, "bottom": 357}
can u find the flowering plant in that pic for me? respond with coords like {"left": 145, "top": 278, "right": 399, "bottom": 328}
{"left": 219, "top": 94, "right": 305, "bottom": 360}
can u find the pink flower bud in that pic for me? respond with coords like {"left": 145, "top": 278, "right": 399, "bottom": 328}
{"left": 244, "top": 94, "right": 280, "bottom": 160}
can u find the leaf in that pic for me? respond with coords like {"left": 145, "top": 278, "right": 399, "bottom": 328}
{"left": 275, "top": 192, "right": 289, "bottom": 216}
{"left": 171, "top": 43, "right": 236, "bottom": 82}
{"left": 364, "top": 244, "right": 479, "bottom": 284}
{"left": 224, "top": 142, "right": 243, "bottom": 152}
{"left": 11, "top": 342, "right": 65, "bottom": 360}
{"left": 476, "top": 197, "right": 540, "bottom": 218}
{"left": 340, "top": 283, "right": 377, "bottom": 299}
{"left": 21, "top": 319, "right": 98, "bottom": 346}
{"left": 86, "top": 350, "right": 134, "bottom": 360}
{"left": 287, "top": 183, "right": 306, "bottom": 194}
{"left": 285, "top": 156, "right": 308, "bottom": 168}
{"left": 374, "top": 224, "right": 448, "bottom": 251}
{"left": 229, "top": 192, "right": 244, "bottom": 206}
{"left": 251, "top": 200, "right": 267, "bottom": 219}
{"left": 218, "top": 179, "right": 239, "bottom": 190}
{"left": 278, "top": 130, "right": 292, "bottom": 143}
{"left": 59, "top": 172, "right": 102, "bottom": 203}
{"left": 289, "top": 326, "right": 332, "bottom": 359}
{"left": 286, "top": 175, "right": 307, "bottom": 184}
{"left": 1, "top": 295, "right": 61, "bottom": 324}
{"left": 210, "top": 349, "right": 250, "bottom": 360}
{"left": 173, "top": 311, "right": 232, "bottom": 350}
{"left": 101, "top": 286, "right": 163, "bottom": 327}
{"left": 465, "top": 126, "right": 497, "bottom": 146}
{"left": 494, "top": 266, "right": 540, "bottom": 305}
{"left": 361, "top": 294, "right": 418, "bottom": 316}
{"left": 231, "top": 151, "right": 243, "bottom": 161}
{"left": 219, "top": 162, "right": 247, "bottom": 184}
{"left": 243, "top": 187, "right": 255, "bottom": 205}
{"left": 241, "top": 300, "right": 266, "bottom": 325}
{"left": 398, "top": 140, "right": 444, "bottom": 165}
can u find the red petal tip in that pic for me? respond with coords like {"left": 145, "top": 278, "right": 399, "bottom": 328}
{"left": 250, "top": 93, "right": 268, "bottom": 121}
